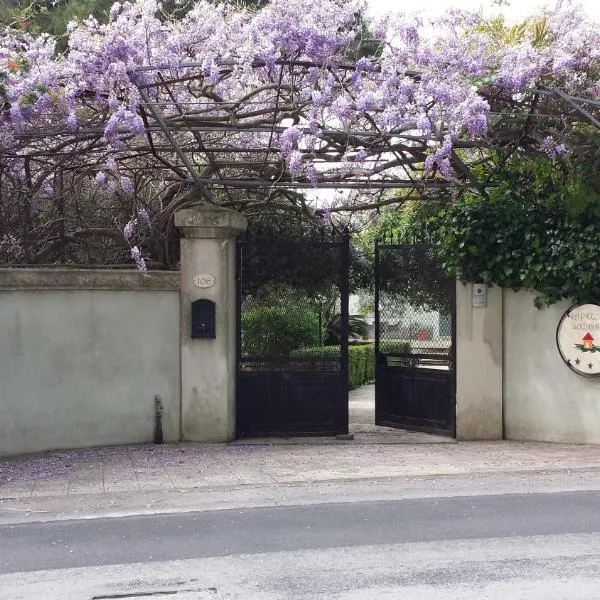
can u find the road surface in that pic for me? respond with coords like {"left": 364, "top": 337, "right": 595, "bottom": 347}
{"left": 1, "top": 491, "right": 599, "bottom": 599}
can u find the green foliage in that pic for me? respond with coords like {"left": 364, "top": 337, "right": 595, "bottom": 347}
{"left": 346, "top": 18, "right": 385, "bottom": 61}
{"left": 0, "top": 0, "right": 34, "bottom": 31}
{"left": 483, "top": 150, "right": 600, "bottom": 215}
{"left": 291, "top": 343, "right": 376, "bottom": 390}
{"left": 241, "top": 307, "right": 320, "bottom": 358}
{"left": 6, "top": 0, "right": 267, "bottom": 47}
{"left": 240, "top": 209, "right": 342, "bottom": 299}
{"left": 359, "top": 344, "right": 376, "bottom": 384}
{"left": 363, "top": 199, "right": 447, "bottom": 247}
{"left": 353, "top": 199, "right": 450, "bottom": 309}
{"left": 348, "top": 345, "right": 366, "bottom": 390}
{"left": 377, "top": 244, "right": 454, "bottom": 313}
{"left": 378, "top": 340, "right": 411, "bottom": 354}
{"left": 378, "top": 341, "right": 411, "bottom": 367}
{"left": 372, "top": 151, "right": 600, "bottom": 309}
{"left": 435, "top": 195, "right": 600, "bottom": 307}
{"left": 349, "top": 244, "right": 373, "bottom": 292}
{"left": 3, "top": 0, "right": 116, "bottom": 46}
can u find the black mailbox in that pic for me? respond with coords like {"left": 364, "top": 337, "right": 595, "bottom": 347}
{"left": 191, "top": 299, "right": 216, "bottom": 339}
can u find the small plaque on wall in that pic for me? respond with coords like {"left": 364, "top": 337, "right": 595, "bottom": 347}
{"left": 193, "top": 274, "right": 216, "bottom": 288}
{"left": 556, "top": 304, "right": 600, "bottom": 377}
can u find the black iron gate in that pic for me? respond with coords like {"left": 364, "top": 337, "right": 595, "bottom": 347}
{"left": 375, "top": 242, "right": 456, "bottom": 436}
{"left": 236, "top": 234, "right": 349, "bottom": 437}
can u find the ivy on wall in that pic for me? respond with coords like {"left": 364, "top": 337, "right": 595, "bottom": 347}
{"left": 358, "top": 150, "right": 600, "bottom": 309}
{"left": 432, "top": 148, "right": 600, "bottom": 308}
{"left": 435, "top": 196, "right": 600, "bottom": 308}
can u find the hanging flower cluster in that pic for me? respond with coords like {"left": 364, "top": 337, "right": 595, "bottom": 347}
{"left": 0, "top": 0, "right": 597, "bottom": 268}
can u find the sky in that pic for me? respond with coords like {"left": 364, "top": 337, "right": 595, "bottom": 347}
{"left": 366, "top": 0, "right": 600, "bottom": 21}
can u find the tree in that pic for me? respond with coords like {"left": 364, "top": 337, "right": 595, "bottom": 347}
{"left": 0, "top": 0, "right": 598, "bottom": 270}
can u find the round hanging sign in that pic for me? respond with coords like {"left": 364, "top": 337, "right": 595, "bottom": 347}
{"left": 556, "top": 304, "right": 600, "bottom": 377}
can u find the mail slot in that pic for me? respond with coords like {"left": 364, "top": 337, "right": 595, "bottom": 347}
{"left": 191, "top": 299, "right": 216, "bottom": 339}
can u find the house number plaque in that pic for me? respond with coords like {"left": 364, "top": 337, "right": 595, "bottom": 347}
{"left": 193, "top": 274, "right": 216, "bottom": 288}
{"left": 556, "top": 304, "right": 600, "bottom": 377}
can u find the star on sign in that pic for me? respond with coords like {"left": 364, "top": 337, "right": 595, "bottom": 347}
{"left": 575, "top": 358, "right": 581, "bottom": 365}
{"left": 588, "top": 363, "right": 593, "bottom": 370}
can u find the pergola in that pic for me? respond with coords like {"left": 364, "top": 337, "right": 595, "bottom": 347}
{"left": 11, "top": 57, "right": 598, "bottom": 197}
{"left": 3, "top": 55, "right": 599, "bottom": 267}
{"left": 126, "top": 59, "right": 600, "bottom": 203}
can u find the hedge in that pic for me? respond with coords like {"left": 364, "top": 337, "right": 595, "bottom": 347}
{"left": 291, "top": 343, "right": 376, "bottom": 390}
{"left": 291, "top": 340, "right": 412, "bottom": 389}
{"left": 241, "top": 307, "right": 319, "bottom": 357}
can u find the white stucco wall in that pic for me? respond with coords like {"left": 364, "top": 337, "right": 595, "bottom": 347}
{"left": 504, "top": 290, "right": 600, "bottom": 443}
{"left": 455, "top": 282, "right": 503, "bottom": 440}
{"left": 0, "top": 269, "right": 181, "bottom": 456}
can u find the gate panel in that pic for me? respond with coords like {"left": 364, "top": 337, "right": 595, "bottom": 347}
{"left": 375, "top": 243, "right": 455, "bottom": 436}
{"left": 236, "top": 235, "right": 349, "bottom": 438}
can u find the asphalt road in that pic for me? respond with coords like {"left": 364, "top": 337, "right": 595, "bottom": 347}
{"left": 1, "top": 491, "right": 600, "bottom": 599}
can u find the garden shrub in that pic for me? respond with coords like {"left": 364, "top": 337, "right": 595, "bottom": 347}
{"left": 241, "top": 307, "right": 320, "bottom": 357}
{"left": 378, "top": 340, "right": 411, "bottom": 354}
{"left": 348, "top": 345, "right": 366, "bottom": 390}
{"left": 377, "top": 340, "right": 411, "bottom": 367}
{"left": 290, "top": 342, "right": 415, "bottom": 388}
{"left": 362, "top": 344, "right": 376, "bottom": 382}
{"left": 291, "top": 343, "right": 377, "bottom": 390}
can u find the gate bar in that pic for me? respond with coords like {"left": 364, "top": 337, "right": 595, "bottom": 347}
{"left": 340, "top": 232, "right": 350, "bottom": 433}
{"left": 374, "top": 239, "right": 380, "bottom": 356}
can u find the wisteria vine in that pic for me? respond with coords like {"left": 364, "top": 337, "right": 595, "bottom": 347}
{"left": 0, "top": 0, "right": 598, "bottom": 267}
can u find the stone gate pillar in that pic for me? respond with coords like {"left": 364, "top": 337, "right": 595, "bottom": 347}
{"left": 175, "top": 204, "right": 247, "bottom": 442}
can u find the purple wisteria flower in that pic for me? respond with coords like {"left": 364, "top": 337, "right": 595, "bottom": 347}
{"left": 355, "top": 149, "right": 368, "bottom": 163}
{"left": 66, "top": 111, "right": 78, "bottom": 130}
{"left": 138, "top": 208, "right": 150, "bottom": 223}
{"left": 130, "top": 245, "right": 147, "bottom": 273}
{"left": 287, "top": 150, "right": 304, "bottom": 178}
{"left": 120, "top": 177, "right": 134, "bottom": 194}
{"left": 280, "top": 126, "right": 302, "bottom": 156}
{"left": 123, "top": 219, "right": 136, "bottom": 240}
{"left": 425, "top": 136, "right": 455, "bottom": 178}
{"left": 539, "top": 136, "right": 568, "bottom": 160}
{"left": 95, "top": 172, "right": 107, "bottom": 187}
{"left": 0, "top": 0, "right": 598, "bottom": 272}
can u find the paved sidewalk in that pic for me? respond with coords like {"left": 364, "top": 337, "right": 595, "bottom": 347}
{"left": 2, "top": 384, "right": 600, "bottom": 523}
{"left": 2, "top": 439, "right": 600, "bottom": 500}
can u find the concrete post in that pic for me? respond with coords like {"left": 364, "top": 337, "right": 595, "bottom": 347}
{"left": 175, "top": 204, "right": 247, "bottom": 442}
{"left": 455, "top": 281, "right": 503, "bottom": 440}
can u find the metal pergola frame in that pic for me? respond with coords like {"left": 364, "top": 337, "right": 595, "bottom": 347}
{"left": 2, "top": 57, "right": 598, "bottom": 269}
{"left": 6, "top": 58, "right": 599, "bottom": 200}
{"left": 114, "top": 59, "right": 600, "bottom": 194}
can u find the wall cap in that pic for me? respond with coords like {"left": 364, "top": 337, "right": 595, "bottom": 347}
{"left": 175, "top": 204, "right": 247, "bottom": 239}
{"left": 0, "top": 268, "right": 180, "bottom": 291}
